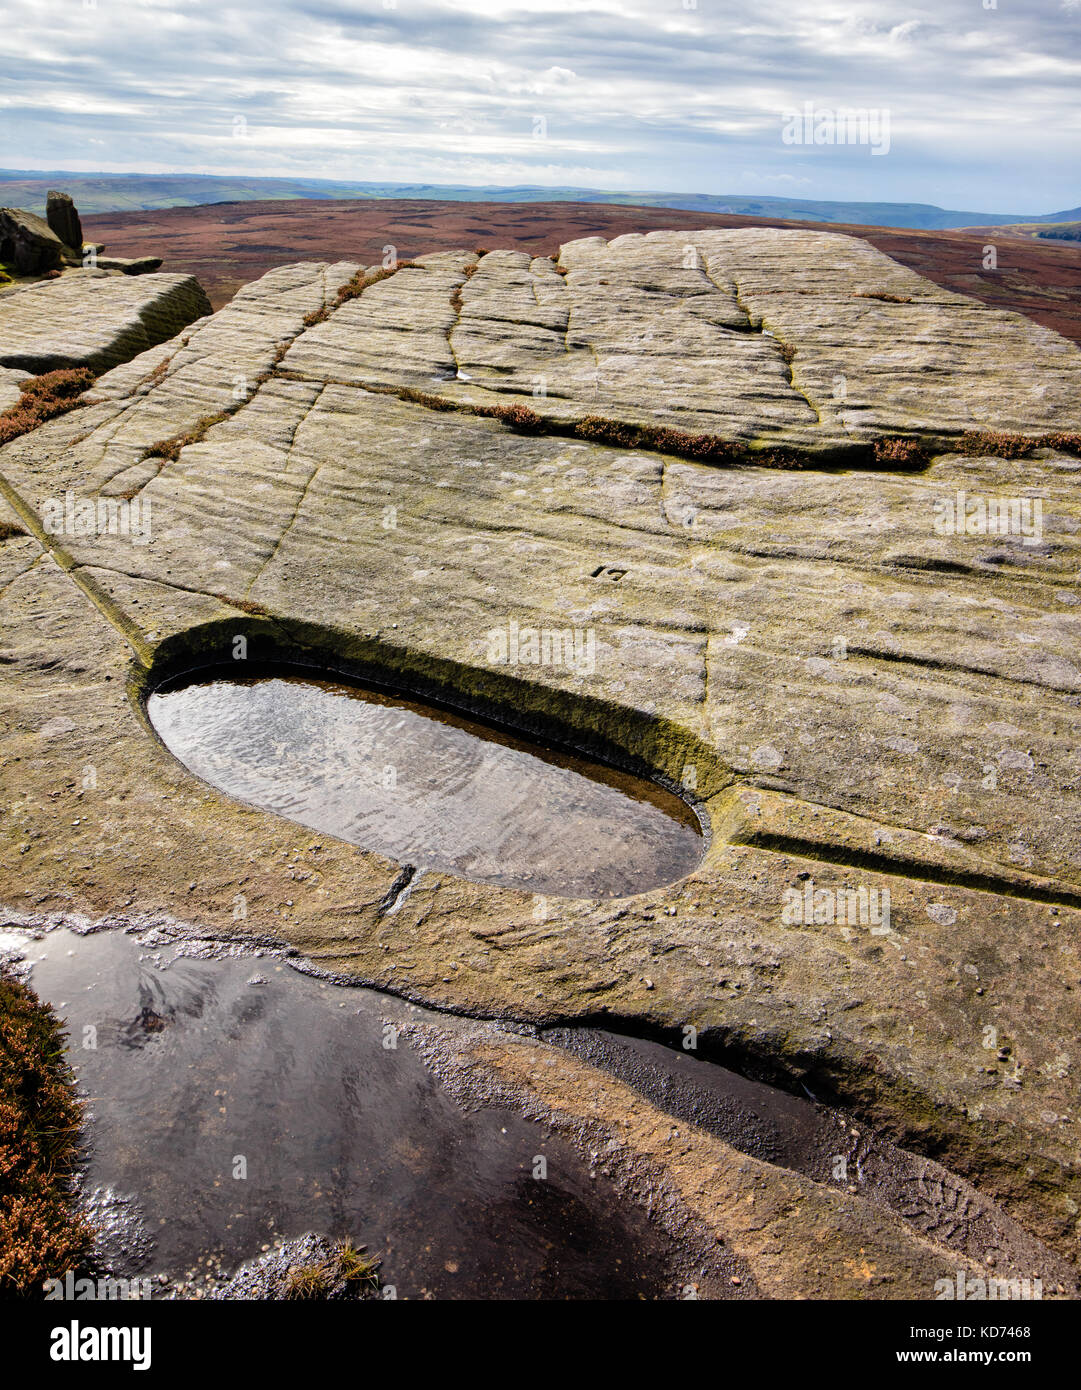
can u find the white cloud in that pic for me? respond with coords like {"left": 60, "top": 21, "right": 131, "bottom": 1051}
{"left": 0, "top": 0, "right": 1076, "bottom": 210}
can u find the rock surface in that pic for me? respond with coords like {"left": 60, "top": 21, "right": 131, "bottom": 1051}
{"left": 2, "top": 230, "right": 1081, "bottom": 1292}
{"left": 0, "top": 270, "right": 212, "bottom": 372}
{"left": 283, "top": 229, "right": 1081, "bottom": 454}
{"left": 408, "top": 1020, "right": 1073, "bottom": 1298}
{"left": 95, "top": 256, "right": 164, "bottom": 275}
{"left": 79, "top": 196, "right": 1081, "bottom": 346}
{"left": 0, "top": 365, "right": 31, "bottom": 412}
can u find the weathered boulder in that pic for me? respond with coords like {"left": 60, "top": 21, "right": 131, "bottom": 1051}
{"left": 2, "top": 235, "right": 1081, "bottom": 1287}
{"left": 0, "top": 206, "right": 65, "bottom": 275}
{"left": 45, "top": 190, "right": 83, "bottom": 253}
{"left": 0, "top": 270, "right": 213, "bottom": 372}
{"left": 94, "top": 255, "right": 164, "bottom": 275}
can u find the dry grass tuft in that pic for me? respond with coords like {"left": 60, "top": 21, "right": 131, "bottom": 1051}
{"left": 335, "top": 262, "right": 417, "bottom": 307}
{"left": 1039, "top": 430, "right": 1081, "bottom": 454}
{"left": 215, "top": 594, "right": 271, "bottom": 617}
{"left": 392, "top": 386, "right": 460, "bottom": 412}
{"left": 284, "top": 1239, "right": 381, "bottom": 1299}
{"left": 480, "top": 402, "right": 547, "bottom": 433}
{"left": 140, "top": 356, "right": 172, "bottom": 390}
{"left": 284, "top": 1262, "right": 331, "bottom": 1300}
{"left": 477, "top": 403, "right": 787, "bottom": 466}
{"left": 951, "top": 430, "right": 1081, "bottom": 460}
{"left": 873, "top": 429, "right": 1081, "bottom": 467}
{"left": 336, "top": 1239, "right": 381, "bottom": 1288}
{"left": 302, "top": 261, "right": 419, "bottom": 328}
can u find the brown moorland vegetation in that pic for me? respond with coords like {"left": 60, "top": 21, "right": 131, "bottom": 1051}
{"left": 0, "top": 969, "right": 91, "bottom": 1297}
{"left": 0, "top": 369, "right": 96, "bottom": 447}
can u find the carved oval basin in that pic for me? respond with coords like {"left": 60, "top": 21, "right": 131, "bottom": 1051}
{"left": 147, "top": 670, "right": 704, "bottom": 899}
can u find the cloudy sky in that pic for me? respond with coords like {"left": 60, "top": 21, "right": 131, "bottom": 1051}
{"left": 2, "top": 0, "right": 1078, "bottom": 212}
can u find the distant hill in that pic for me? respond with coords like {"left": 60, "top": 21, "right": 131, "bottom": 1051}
{"left": 0, "top": 169, "right": 1078, "bottom": 230}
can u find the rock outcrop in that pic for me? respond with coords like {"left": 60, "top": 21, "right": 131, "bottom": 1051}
{"left": 284, "top": 230, "right": 1081, "bottom": 455}
{"left": 45, "top": 190, "right": 83, "bottom": 254}
{"left": 94, "top": 255, "right": 164, "bottom": 276}
{"left": 0, "top": 206, "right": 67, "bottom": 275}
{"left": 2, "top": 231, "right": 1081, "bottom": 1293}
{"left": 1, "top": 191, "right": 166, "bottom": 285}
{"left": 0, "top": 270, "right": 212, "bottom": 372}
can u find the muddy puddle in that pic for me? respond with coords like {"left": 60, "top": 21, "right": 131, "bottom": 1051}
{"left": 545, "top": 1027, "right": 1076, "bottom": 1290}
{"left": 2, "top": 925, "right": 680, "bottom": 1300}
{"left": 6, "top": 912, "right": 1069, "bottom": 1302}
{"left": 146, "top": 670, "right": 703, "bottom": 899}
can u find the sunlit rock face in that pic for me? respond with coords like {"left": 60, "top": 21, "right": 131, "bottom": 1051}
{"left": 4, "top": 230, "right": 1081, "bottom": 1288}
{"left": 0, "top": 270, "right": 211, "bottom": 372}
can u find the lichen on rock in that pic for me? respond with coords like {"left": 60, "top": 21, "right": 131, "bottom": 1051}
{"left": 2, "top": 228, "right": 1081, "bottom": 1292}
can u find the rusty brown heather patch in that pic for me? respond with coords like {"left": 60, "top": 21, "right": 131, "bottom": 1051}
{"left": 873, "top": 437, "right": 931, "bottom": 467}
{"left": 953, "top": 429, "right": 1081, "bottom": 459}
{"left": 0, "top": 369, "right": 96, "bottom": 447}
{"left": 0, "top": 968, "right": 93, "bottom": 1296}
{"left": 476, "top": 403, "right": 809, "bottom": 468}
{"left": 873, "top": 430, "right": 1081, "bottom": 468}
